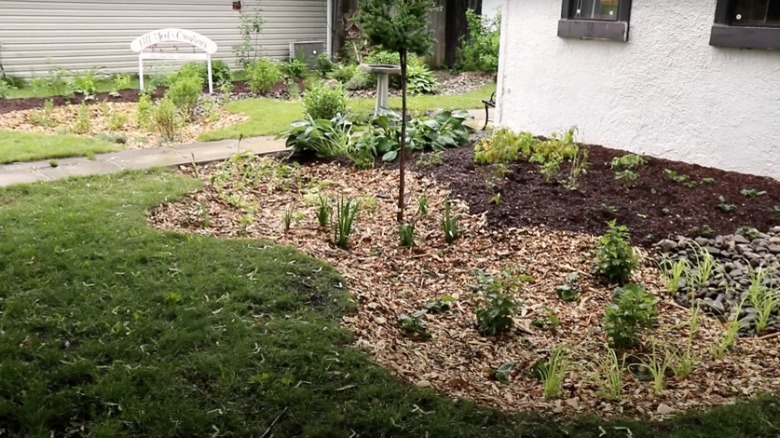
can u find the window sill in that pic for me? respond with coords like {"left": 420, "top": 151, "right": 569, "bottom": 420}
{"left": 557, "top": 19, "right": 628, "bottom": 42}
{"left": 710, "top": 24, "right": 780, "bottom": 50}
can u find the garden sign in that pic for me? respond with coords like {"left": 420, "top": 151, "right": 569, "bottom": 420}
{"left": 131, "top": 28, "right": 218, "bottom": 94}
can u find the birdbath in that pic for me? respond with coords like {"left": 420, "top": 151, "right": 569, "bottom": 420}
{"left": 363, "top": 64, "right": 401, "bottom": 115}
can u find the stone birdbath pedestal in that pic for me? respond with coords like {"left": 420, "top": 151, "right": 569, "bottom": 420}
{"left": 363, "top": 64, "right": 402, "bottom": 116}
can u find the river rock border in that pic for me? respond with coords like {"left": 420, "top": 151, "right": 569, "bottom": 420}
{"left": 655, "top": 226, "right": 780, "bottom": 335}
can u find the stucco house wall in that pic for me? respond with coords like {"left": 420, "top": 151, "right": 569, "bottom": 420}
{"left": 0, "top": 0, "right": 329, "bottom": 78}
{"left": 495, "top": 0, "right": 780, "bottom": 179}
{"left": 482, "top": 0, "right": 503, "bottom": 20}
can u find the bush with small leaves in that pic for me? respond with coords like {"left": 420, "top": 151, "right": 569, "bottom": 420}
{"left": 136, "top": 93, "right": 154, "bottom": 130}
{"left": 165, "top": 74, "right": 203, "bottom": 118}
{"left": 476, "top": 292, "right": 517, "bottom": 336}
{"left": 603, "top": 283, "right": 657, "bottom": 348}
{"left": 282, "top": 58, "right": 309, "bottom": 80}
{"left": 247, "top": 58, "right": 283, "bottom": 94}
{"left": 304, "top": 82, "right": 347, "bottom": 120}
{"left": 593, "top": 220, "right": 638, "bottom": 285}
{"left": 153, "top": 98, "right": 181, "bottom": 142}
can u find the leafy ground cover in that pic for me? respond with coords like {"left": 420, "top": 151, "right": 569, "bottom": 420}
{"left": 0, "top": 130, "right": 118, "bottom": 164}
{"left": 197, "top": 83, "right": 496, "bottom": 141}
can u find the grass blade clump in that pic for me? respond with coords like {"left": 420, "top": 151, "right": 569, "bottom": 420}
{"left": 399, "top": 223, "right": 415, "bottom": 247}
{"left": 334, "top": 197, "right": 360, "bottom": 249}
{"left": 442, "top": 201, "right": 459, "bottom": 244}
{"left": 316, "top": 195, "right": 331, "bottom": 228}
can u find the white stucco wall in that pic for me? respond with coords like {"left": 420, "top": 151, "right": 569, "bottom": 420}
{"left": 482, "top": 0, "right": 503, "bottom": 20}
{"left": 496, "top": 0, "right": 780, "bottom": 180}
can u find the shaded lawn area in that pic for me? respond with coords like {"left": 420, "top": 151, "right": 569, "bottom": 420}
{"left": 198, "top": 83, "right": 496, "bottom": 142}
{"left": 0, "top": 130, "right": 119, "bottom": 164}
{"left": 0, "top": 170, "right": 779, "bottom": 437}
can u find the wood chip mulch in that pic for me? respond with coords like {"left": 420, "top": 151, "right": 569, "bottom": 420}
{"left": 147, "top": 156, "right": 780, "bottom": 420}
{"left": 0, "top": 101, "right": 246, "bottom": 149}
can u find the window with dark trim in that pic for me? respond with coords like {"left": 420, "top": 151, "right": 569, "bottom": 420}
{"left": 558, "top": 0, "right": 632, "bottom": 42}
{"left": 711, "top": 0, "right": 780, "bottom": 50}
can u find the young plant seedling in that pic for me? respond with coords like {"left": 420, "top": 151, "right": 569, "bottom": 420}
{"left": 531, "top": 307, "right": 561, "bottom": 332}
{"left": 442, "top": 201, "right": 459, "bottom": 244}
{"left": 740, "top": 188, "right": 766, "bottom": 198}
{"left": 748, "top": 268, "right": 780, "bottom": 333}
{"left": 489, "top": 193, "right": 502, "bottom": 205}
{"left": 397, "top": 311, "right": 431, "bottom": 340}
{"left": 530, "top": 345, "right": 568, "bottom": 399}
{"left": 661, "top": 258, "right": 689, "bottom": 295}
{"left": 475, "top": 292, "right": 517, "bottom": 337}
{"left": 492, "top": 361, "right": 515, "bottom": 384}
{"left": 399, "top": 223, "right": 415, "bottom": 247}
{"left": 593, "top": 220, "right": 638, "bottom": 285}
{"left": 717, "top": 196, "right": 736, "bottom": 213}
{"left": 555, "top": 272, "right": 581, "bottom": 302}
{"left": 603, "top": 283, "right": 657, "bottom": 348}
{"left": 634, "top": 342, "right": 670, "bottom": 395}
{"left": 713, "top": 297, "right": 747, "bottom": 360}
{"left": 426, "top": 295, "right": 455, "bottom": 314}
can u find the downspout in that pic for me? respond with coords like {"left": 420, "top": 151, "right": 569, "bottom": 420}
{"left": 495, "top": 0, "right": 511, "bottom": 126}
{"left": 326, "top": 0, "right": 333, "bottom": 58}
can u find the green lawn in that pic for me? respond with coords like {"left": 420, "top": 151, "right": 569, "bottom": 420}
{"left": 198, "top": 83, "right": 496, "bottom": 142}
{"left": 0, "top": 130, "right": 119, "bottom": 164}
{"left": 0, "top": 170, "right": 779, "bottom": 437}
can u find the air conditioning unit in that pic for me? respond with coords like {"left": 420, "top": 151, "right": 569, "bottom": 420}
{"left": 289, "top": 41, "right": 326, "bottom": 68}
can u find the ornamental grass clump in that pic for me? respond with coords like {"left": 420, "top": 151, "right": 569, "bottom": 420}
{"left": 399, "top": 223, "right": 415, "bottom": 247}
{"left": 334, "top": 197, "right": 360, "bottom": 249}
{"left": 442, "top": 201, "right": 459, "bottom": 244}
{"left": 593, "top": 220, "right": 638, "bottom": 285}
{"left": 603, "top": 283, "right": 657, "bottom": 349}
{"left": 316, "top": 196, "right": 331, "bottom": 228}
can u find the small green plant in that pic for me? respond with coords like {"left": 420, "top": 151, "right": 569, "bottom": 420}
{"left": 153, "top": 98, "right": 181, "bottom": 142}
{"left": 303, "top": 81, "right": 347, "bottom": 120}
{"left": 442, "top": 201, "right": 459, "bottom": 244}
{"left": 426, "top": 295, "right": 455, "bottom": 314}
{"left": 475, "top": 292, "right": 517, "bottom": 336}
{"left": 107, "top": 111, "right": 128, "bottom": 131}
{"left": 531, "top": 307, "right": 561, "bottom": 331}
{"left": 635, "top": 342, "right": 670, "bottom": 395}
{"left": 282, "top": 58, "right": 309, "bottom": 80}
{"left": 417, "top": 194, "right": 429, "bottom": 216}
{"left": 415, "top": 151, "right": 443, "bottom": 168}
{"left": 282, "top": 208, "right": 294, "bottom": 232}
{"left": 717, "top": 196, "right": 736, "bottom": 213}
{"left": 603, "top": 283, "right": 657, "bottom": 348}
{"left": 540, "top": 156, "right": 562, "bottom": 184}
{"left": 748, "top": 268, "right": 780, "bottom": 333}
{"left": 740, "top": 188, "right": 766, "bottom": 198}
{"left": 246, "top": 58, "right": 283, "bottom": 94}
{"left": 219, "top": 81, "right": 234, "bottom": 96}
{"left": 666, "top": 341, "right": 697, "bottom": 379}
{"left": 27, "top": 99, "right": 57, "bottom": 127}
{"left": 455, "top": 8, "right": 500, "bottom": 73}
{"left": 488, "top": 193, "right": 502, "bottom": 205}
{"left": 316, "top": 196, "right": 331, "bottom": 228}
{"left": 615, "top": 169, "right": 639, "bottom": 185}
{"left": 687, "top": 243, "right": 715, "bottom": 290}
{"left": 73, "top": 69, "right": 100, "bottom": 100}
{"left": 334, "top": 197, "right": 360, "bottom": 249}
{"left": 110, "top": 73, "right": 132, "bottom": 97}
{"left": 531, "top": 346, "right": 568, "bottom": 399}
{"left": 563, "top": 147, "right": 589, "bottom": 190}
{"left": 590, "top": 347, "right": 623, "bottom": 400}
{"left": 406, "top": 61, "right": 439, "bottom": 95}
{"left": 397, "top": 311, "right": 431, "bottom": 339}
{"left": 491, "top": 362, "right": 515, "bottom": 384}
{"left": 555, "top": 272, "right": 581, "bottom": 302}
{"left": 593, "top": 220, "right": 638, "bottom": 285}
{"left": 688, "top": 225, "right": 716, "bottom": 239}
{"left": 602, "top": 204, "right": 619, "bottom": 214}
{"left": 713, "top": 299, "right": 746, "bottom": 360}
{"left": 72, "top": 103, "right": 92, "bottom": 134}
{"left": 399, "top": 223, "right": 415, "bottom": 247}
{"left": 0, "top": 78, "right": 16, "bottom": 99}
{"left": 315, "top": 53, "right": 335, "bottom": 76}
{"left": 661, "top": 258, "right": 689, "bottom": 295}
{"left": 136, "top": 93, "right": 154, "bottom": 130}
{"left": 664, "top": 169, "right": 690, "bottom": 184}
{"left": 611, "top": 153, "right": 647, "bottom": 171}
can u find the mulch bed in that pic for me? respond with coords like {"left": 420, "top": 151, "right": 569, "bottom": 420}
{"left": 148, "top": 155, "right": 780, "bottom": 421}
{"left": 416, "top": 144, "right": 780, "bottom": 248}
{"left": 0, "top": 88, "right": 166, "bottom": 115}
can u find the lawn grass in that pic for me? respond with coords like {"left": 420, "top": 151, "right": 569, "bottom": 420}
{"left": 0, "top": 130, "right": 119, "bottom": 164}
{"left": 198, "top": 83, "right": 496, "bottom": 141}
{"left": 0, "top": 170, "right": 779, "bottom": 437}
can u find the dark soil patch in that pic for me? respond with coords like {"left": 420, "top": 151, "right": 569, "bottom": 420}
{"left": 415, "top": 144, "right": 780, "bottom": 247}
{"left": 0, "top": 87, "right": 167, "bottom": 114}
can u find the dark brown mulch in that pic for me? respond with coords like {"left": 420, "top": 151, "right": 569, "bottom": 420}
{"left": 414, "top": 144, "right": 780, "bottom": 247}
{"left": 0, "top": 87, "right": 167, "bottom": 114}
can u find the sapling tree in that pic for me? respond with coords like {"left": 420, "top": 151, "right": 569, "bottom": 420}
{"left": 357, "top": 0, "right": 436, "bottom": 222}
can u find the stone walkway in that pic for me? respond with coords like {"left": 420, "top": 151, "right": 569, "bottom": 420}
{"left": 0, "top": 136, "right": 285, "bottom": 187}
{"left": 0, "top": 108, "right": 491, "bottom": 187}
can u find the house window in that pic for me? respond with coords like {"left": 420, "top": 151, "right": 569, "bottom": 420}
{"left": 558, "top": 0, "right": 632, "bottom": 42}
{"left": 711, "top": 0, "right": 780, "bottom": 50}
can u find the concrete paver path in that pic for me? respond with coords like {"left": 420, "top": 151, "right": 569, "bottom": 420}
{"left": 0, "top": 136, "right": 286, "bottom": 187}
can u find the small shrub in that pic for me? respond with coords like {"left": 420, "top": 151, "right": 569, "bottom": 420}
{"left": 27, "top": 99, "right": 57, "bottom": 127}
{"left": 136, "top": 93, "right": 154, "bottom": 130}
{"left": 153, "top": 98, "right": 181, "bottom": 142}
{"left": 611, "top": 153, "right": 647, "bottom": 171}
{"left": 442, "top": 201, "right": 459, "bottom": 244}
{"left": 455, "top": 8, "right": 500, "bottom": 72}
{"left": 72, "top": 103, "right": 92, "bottom": 134}
{"left": 282, "top": 58, "right": 309, "bottom": 80}
{"left": 246, "top": 58, "right": 283, "bottom": 94}
{"left": 176, "top": 61, "right": 232, "bottom": 87}
{"left": 165, "top": 74, "right": 203, "bottom": 118}
{"left": 327, "top": 64, "right": 359, "bottom": 83}
{"left": 603, "top": 283, "right": 657, "bottom": 348}
{"left": 72, "top": 69, "right": 100, "bottom": 100}
{"left": 334, "top": 197, "right": 360, "bottom": 249}
{"left": 399, "top": 223, "right": 415, "bottom": 247}
{"left": 107, "top": 111, "right": 128, "bottom": 131}
{"left": 476, "top": 292, "right": 517, "bottom": 336}
{"left": 316, "top": 53, "right": 335, "bottom": 76}
{"left": 344, "top": 69, "right": 373, "bottom": 91}
{"left": 200, "top": 96, "right": 221, "bottom": 123}
{"left": 304, "top": 82, "right": 347, "bottom": 120}
{"left": 593, "top": 220, "right": 638, "bottom": 285}
{"left": 364, "top": 50, "right": 401, "bottom": 67}
{"left": 0, "top": 78, "right": 15, "bottom": 99}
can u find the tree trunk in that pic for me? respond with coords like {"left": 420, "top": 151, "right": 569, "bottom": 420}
{"left": 397, "top": 49, "right": 408, "bottom": 223}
